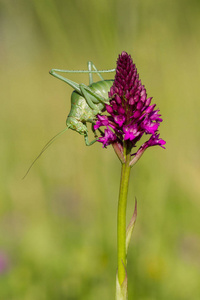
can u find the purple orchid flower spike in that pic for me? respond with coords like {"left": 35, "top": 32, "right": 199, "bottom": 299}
{"left": 94, "top": 52, "right": 166, "bottom": 300}
{"left": 94, "top": 51, "right": 166, "bottom": 165}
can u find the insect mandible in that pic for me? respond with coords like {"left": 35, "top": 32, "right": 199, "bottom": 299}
{"left": 50, "top": 61, "right": 116, "bottom": 146}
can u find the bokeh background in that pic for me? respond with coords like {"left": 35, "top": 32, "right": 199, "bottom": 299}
{"left": 1, "top": 0, "right": 200, "bottom": 299}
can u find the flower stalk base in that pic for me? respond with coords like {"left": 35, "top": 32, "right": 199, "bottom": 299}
{"left": 116, "top": 143, "right": 131, "bottom": 299}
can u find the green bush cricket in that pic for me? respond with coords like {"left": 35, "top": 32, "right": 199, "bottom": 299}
{"left": 50, "top": 61, "right": 115, "bottom": 145}
{"left": 24, "top": 62, "right": 115, "bottom": 177}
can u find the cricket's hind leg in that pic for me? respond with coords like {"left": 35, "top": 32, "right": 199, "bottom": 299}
{"left": 87, "top": 61, "right": 104, "bottom": 84}
{"left": 50, "top": 65, "right": 115, "bottom": 92}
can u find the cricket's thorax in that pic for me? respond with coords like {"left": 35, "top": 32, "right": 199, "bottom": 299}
{"left": 68, "top": 92, "right": 96, "bottom": 121}
{"left": 66, "top": 116, "right": 87, "bottom": 134}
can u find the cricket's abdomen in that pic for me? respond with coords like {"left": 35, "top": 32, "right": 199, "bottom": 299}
{"left": 89, "top": 80, "right": 114, "bottom": 100}
{"left": 67, "top": 79, "right": 114, "bottom": 124}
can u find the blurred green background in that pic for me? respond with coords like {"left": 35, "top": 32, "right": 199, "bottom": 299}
{"left": 1, "top": 0, "right": 200, "bottom": 299}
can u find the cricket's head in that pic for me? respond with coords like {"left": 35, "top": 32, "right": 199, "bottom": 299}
{"left": 66, "top": 116, "right": 87, "bottom": 135}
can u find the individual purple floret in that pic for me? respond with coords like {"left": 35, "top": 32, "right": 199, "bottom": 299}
{"left": 94, "top": 51, "right": 165, "bottom": 161}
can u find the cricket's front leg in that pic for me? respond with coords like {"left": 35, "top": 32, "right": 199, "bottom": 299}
{"left": 88, "top": 120, "right": 98, "bottom": 139}
{"left": 84, "top": 132, "right": 97, "bottom": 146}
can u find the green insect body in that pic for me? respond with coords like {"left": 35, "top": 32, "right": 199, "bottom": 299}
{"left": 23, "top": 62, "right": 115, "bottom": 178}
{"left": 49, "top": 62, "right": 115, "bottom": 145}
{"left": 67, "top": 80, "right": 114, "bottom": 142}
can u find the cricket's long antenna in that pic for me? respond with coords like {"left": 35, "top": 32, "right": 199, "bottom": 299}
{"left": 23, "top": 127, "right": 69, "bottom": 179}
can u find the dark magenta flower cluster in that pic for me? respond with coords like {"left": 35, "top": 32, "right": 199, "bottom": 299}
{"left": 94, "top": 52, "right": 165, "bottom": 156}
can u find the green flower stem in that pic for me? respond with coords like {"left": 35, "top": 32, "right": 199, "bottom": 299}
{"left": 117, "top": 142, "right": 131, "bottom": 285}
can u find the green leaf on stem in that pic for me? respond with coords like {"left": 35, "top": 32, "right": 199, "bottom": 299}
{"left": 116, "top": 268, "right": 128, "bottom": 300}
{"left": 126, "top": 198, "right": 137, "bottom": 254}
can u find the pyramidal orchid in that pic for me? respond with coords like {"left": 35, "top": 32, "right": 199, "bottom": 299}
{"left": 94, "top": 51, "right": 165, "bottom": 164}
{"left": 94, "top": 52, "right": 166, "bottom": 300}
